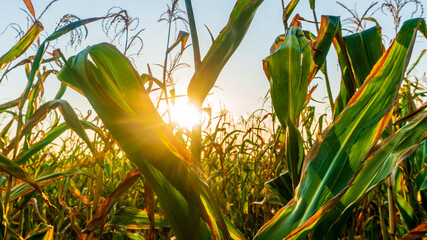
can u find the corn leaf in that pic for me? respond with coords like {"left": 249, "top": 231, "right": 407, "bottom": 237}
{"left": 14, "top": 120, "right": 101, "bottom": 165}
{"left": 317, "top": 112, "right": 427, "bottom": 239}
{"left": 309, "top": 0, "right": 315, "bottom": 10}
{"left": 21, "top": 17, "right": 105, "bottom": 110}
{"left": 25, "top": 224, "right": 54, "bottom": 240}
{"left": 333, "top": 26, "right": 384, "bottom": 118}
{"left": 22, "top": 0, "right": 36, "bottom": 19}
{"left": 0, "top": 154, "right": 50, "bottom": 205}
{"left": 400, "top": 223, "right": 427, "bottom": 240}
{"left": 68, "top": 179, "right": 89, "bottom": 204}
{"left": 8, "top": 169, "right": 92, "bottom": 203}
{"left": 167, "top": 31, "right": 189, "bottom": 53}
{"left": 394, "top": 167, "right": 419, "bottom": 231}
{"left": 255, "top": 18, "right": 427, "bottom": 240}
{"left": 187, "top": 0, "right": 263, "bottom": 103}
{"left": 109, "top": 207, "right": 169, "bottom": 230}
{"left": 284, "top": 0, "right": 300, "bottom": 23}
{"left": 264, "top": 26, "right": 314, "bottom": 129}
{"left": 265, "top": 171, "right": 293, "bottom": 204}
{"left": 364, "top": 216, "right": 381, "bottom": 240}
{"left": 264, "top": 16, "right": 339, "bottom": 188}
{"left": 0, "top": 21, "right": 43, "bottom": 72}
{"left": 263, "top": 27, "right": 311, "bottom": 188}
{"left": 58, "top": 43, "right": 240, "bottom": 240}
{"left": 87, "top": 169, "right": 141, "bottom": 231}
{"left": 0, "top": 98, "right": 20, "bottom": 112}
{"left": 11, "top": 100, "right": 99, "bottom": 162}
{"left": 311, "top": 16, "right": 341, "bottom": 67}
{"left": 344, "top": 26, "right": 384, "bottom": 87}
{"left": 415, "top": 165, "right": 427, "bottom": 191}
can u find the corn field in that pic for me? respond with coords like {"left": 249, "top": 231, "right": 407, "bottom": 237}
{"left": 0, "top": 0, "right": 426, "bottom": 239}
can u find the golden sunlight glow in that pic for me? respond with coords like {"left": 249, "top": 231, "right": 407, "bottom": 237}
{"left": 170, "top": 102, "right": 201, "bottom": 129}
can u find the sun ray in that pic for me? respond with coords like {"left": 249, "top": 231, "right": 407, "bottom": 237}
{"left": 169, "top": 101, "right": 201, "bottom": 129}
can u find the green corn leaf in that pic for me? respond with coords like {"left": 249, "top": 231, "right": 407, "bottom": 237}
{"left": 333, "top": 26, "right": 384, "bottom": 118}
{"left": 309, "top": 0, "right": 315, "bottom": 10}
{"left": 54, "top": 83, "right": 67, "bottom": 99}
{"left": 58, "top": 43, "right": 240, "bottom": 240}
{"left": 264, "top": 16, "right": 339, "bottom": 188}
{"left": 109, "top": 207, "right": 170, "bottom": 229}
{"left": 108, "top": 229, "right": 145, "bottom": 240}
{"left": 415, "top": 165, "right": 427, "bottom": 191}
{"left": 364, "top": 216, "right": 381, "bottom": 240}
{"left": 14, "top": 123, "right": 67, "bottom": 165}
{"left": 395, "top": 175, "right": 419, "bottom": 231}
{"left": 318, "top": 112, "right": 427, "bottom": 239}
{"left": 55, "top": 56, "right": 84, "bottom": 94}
{"left": 263, "top": 27, "right": 312, "bottom": 188}
{"left": 311, "top": 16, "right": 340, "bottom": 67}
{"left": 8, "top": 169, "right": 92, "bottom": 203}
{"left": 14, "top": 120, "right": 101, "bottom": 165}
{"left": 345, "top": 26, "right": 384, "bottom": 87}
{"left": 255, "top": 18, "right": 427, "bottom": 240}
{"left": 0, "top": 21, "right": 43, "bottom": 72}
{"left": 393, "top": 159, "right": 425, "bottom": 232}
{"left": 45, "top": 17, "right": 105, "bottom": 42}
{"left": 264, "top": 26, "right": 314, "bottom": 128}
{"left": 34, "top": 100, "right": 100, "bottom": 164}
{"left": 0, "top": 97, "right": 20, "bottom": 112}
{"left": 87, "top": 169, "right": 141, "bottom": 231}
{"left": 407, "top": 49, "right": 426, "bottom": 75}
{"left": 265, "top": 171, "right": 294, "bottom": 204}
{"left": 0, "top": 154, "right": 50, "bottom": 205}
{"left": 284, "top": 0, "right": 300, "bottom": 22}
{"left": 187, "top": 0, "right": 263, "bottom": 103}
{"left": 285, "top": 122, "right": 304, "bottom": 189}
{"left": 25, "top": 70, "right": 57, "bottom": 124}
{"left": 223, "top": 215, "right": 246, "bottom": 240}
{"left": 21, "top": 17, "right": 106, "bottom": 111}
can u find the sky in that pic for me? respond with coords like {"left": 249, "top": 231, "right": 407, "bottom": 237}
{"left": 0, "top": 0, "right": 426, "bottom": 120}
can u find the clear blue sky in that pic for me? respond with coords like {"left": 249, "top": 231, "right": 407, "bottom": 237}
{"left": 0, "top": 0, "right": 425, "bottom": 118}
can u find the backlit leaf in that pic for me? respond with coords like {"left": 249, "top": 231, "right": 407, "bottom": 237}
{"left": 255, "top": 18, "right": 427, "bottom": 240}
{"left": 187, "top": 0, "right": 263, "bottom": 103}
{"left": 0, "top": 21, "right": 43, "bottom": 72}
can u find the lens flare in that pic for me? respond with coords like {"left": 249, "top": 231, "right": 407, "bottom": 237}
{"left": 170, "top": 102, "right": 201, "bottom": 129}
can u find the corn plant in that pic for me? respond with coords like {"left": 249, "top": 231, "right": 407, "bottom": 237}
{"left": 0, "top": 0, "right": 426, "bottom": 239}
{"left": 255, "top": 10, "right": 427, "bottom": 240}
{"left": 57, "top": 1, "right": 427, "bottom": 240}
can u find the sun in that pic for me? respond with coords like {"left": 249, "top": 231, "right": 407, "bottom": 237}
{"left": 170, "top": 102, "right": 201, "bottom": 129}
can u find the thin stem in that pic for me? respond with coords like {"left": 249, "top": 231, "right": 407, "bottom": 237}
{"left": 387, "top": 176, "right": 396, "bottom": 239}
{"left": 312, "top": 8, "right": 320, "bottom": 32}
{"left": 379, "top": 195, "right": 391, "bottom": 240}
{"left": 281, "top": 0, "right": 288, "bottom": 31}
{"left": 323, "top": 66, "right": 335, "bottom": 115}
{"left": 281, "top": 0, "right": 286, "bottom": 13}
{"left": 162, "top": 16, "right": 172, "bottom": 123}
{"left": 185, "top": 0, "right": 202, "bottom": 164}
{"left": 124, "top": 26, "right": 129, "bottom": 55}
{"left": 92, "top": 165, "right": 104, "bottom": 211}
{"left": 3, "top": 175, "right": 13, "bottom": 239}
{"left": 191, "top": 102, "right": 202, "bottom": 164}
{"left": 184, "top": 0, "right": 201, "bottom": 70}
